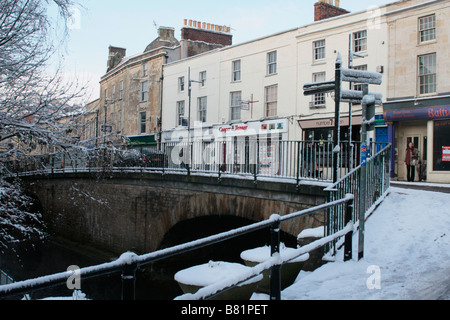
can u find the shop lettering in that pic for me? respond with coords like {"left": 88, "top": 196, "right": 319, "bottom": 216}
{"left": 218, "top": 127, "right": 231, "bottom": 133}
{"left": 428, "top": 107, "right": 450, "bottom": 119}
{"left": 218, "top": 125, "right": 248, "bottom": 133}
{"left": 233, "top": 125, "right": 248, "bottom": 131}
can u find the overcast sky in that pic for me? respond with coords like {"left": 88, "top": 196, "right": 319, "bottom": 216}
{"left": 58, "top": 0, "right": 395, "bottom": 102}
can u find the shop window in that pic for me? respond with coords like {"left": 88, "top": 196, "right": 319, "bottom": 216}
{"left": 433, "top": 120, "right": 450, "bottom": 171}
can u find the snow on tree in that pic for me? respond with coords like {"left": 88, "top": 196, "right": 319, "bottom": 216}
{"left": 0, "top": 0, "right": 87, "bottom": 160}
{"left": 0, "top": 0, "right": 85, "bottom": 249}
{"left": 0, "top": 179, "right": 46, "bottom": 251}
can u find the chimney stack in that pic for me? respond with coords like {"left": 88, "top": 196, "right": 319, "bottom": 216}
{"left": 314, "top": 0, "right": 349, "bottom": 22}
{"left": 181, "top": 19, "right": 232, "bottom": 46}
{"left": 107, "top": 46, "right": 126, "bottom": 72}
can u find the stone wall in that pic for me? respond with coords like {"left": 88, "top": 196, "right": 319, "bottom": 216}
{"left": 24, "top": 173, "right": 325, "bottom": 256}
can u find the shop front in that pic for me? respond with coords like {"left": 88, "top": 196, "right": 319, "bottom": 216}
{"left": 160, "top": 119, "right": 290, "bottom": 175}
{"left": 213, "top": 119, "right": 289, "bottom": 176}
{"left": 383, "top": 96, "right": 450, "bottom": 183}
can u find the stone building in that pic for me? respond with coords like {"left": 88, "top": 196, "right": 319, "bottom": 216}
{"left": 383, "top": 0, "right": 450, "bottom": 183}
{"left": 89, "top": 22, "right": 232, "bottom": 148}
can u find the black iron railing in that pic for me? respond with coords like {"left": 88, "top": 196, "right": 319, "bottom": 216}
{"left": 2, "top": 140, "right": 389, "bottom": 185}
{"left": 0, "top": 194, "right": 354, "bottom": 300}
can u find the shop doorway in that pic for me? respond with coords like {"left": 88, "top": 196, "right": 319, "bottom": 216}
{"left": 398, "top": 122, "right": 427, "bottom": 181}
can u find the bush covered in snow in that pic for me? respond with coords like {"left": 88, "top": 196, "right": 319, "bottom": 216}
{"left": 0, "top": 179, "right": 46, "bottom": 251}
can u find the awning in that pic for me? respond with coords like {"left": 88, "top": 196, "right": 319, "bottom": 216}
{"left": 297, "top": 116, "right": 362, "bottom": 129}
{"left": 126, "top": 134, "right": 157, "bottom": 147}
{"left": 383, "top": 96, "right": 450, "bottom": 122}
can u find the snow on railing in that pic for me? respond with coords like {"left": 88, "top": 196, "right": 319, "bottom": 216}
{"left": 0, "top": 194, "right": 355, "bottom": 301}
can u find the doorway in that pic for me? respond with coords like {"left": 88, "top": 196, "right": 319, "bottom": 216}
{"left": 398, "top": 121, "right": 427, "bottom": 181}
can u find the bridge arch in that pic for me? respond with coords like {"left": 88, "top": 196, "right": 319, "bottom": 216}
{"left": 21, "top": 172, "right": 325, "bottom": 256}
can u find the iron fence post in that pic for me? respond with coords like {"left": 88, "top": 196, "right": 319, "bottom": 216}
{"left": 296, "top": 141, "right": 301, "bottom": 188}
{"left": 121, "top": 261, "right": 138, "bottom": 300}
{"left": 269, "top": 215, "right": 281, "bottom": 300}
{"left": 344, "top": 196, "right": 354, "bottom": 261}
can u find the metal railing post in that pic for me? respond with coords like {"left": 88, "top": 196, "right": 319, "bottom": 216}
{"left": 344, "top": 196, "right": 354, "bottom": 261}
{"left": 269, "top": 215, "right": 281, "bottom": 300}
{"left": 121, "top": 259, "right": 138, "bottom": 300}
{"left": 296, "top": 141, "right": 301, "bottom": 187}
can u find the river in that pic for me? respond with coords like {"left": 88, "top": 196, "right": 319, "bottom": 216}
{"left": 0, "top": 236, "right": 182, "bottom": 300}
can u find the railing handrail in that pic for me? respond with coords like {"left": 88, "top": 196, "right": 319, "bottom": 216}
{"left": 324, "top": 143, "right": 391, "bottom": 192}
{"left": 2, "top": 140, "right": 390, "bottom": 184}
{"left": 0, "top": 194, "right": 355, "bottom": 300}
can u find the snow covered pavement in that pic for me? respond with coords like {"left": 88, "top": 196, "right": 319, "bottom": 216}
{"left": 279, "top": 186, "right": 450, "bottom": 300}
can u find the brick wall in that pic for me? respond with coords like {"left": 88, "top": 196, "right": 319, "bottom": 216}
{"left": 314, "top": 1, "right": 349, "bottom": 22}
{"left": 181, "top": 27, "right": 232, "bottom": 46}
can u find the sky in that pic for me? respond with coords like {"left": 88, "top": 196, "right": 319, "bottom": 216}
{"left": 58, "top": 0, "right": 395, "bottom": 103}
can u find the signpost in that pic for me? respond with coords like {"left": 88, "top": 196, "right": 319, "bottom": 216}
{"left": 303, "top": 53, "right": 382, "bottom": 183}
{"left": 303, "top": 53, "right": 383, "bottom": 260}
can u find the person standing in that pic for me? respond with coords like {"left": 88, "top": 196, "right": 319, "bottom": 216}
{"left": 404, "top": 142, "right": 419, "bottom": 182}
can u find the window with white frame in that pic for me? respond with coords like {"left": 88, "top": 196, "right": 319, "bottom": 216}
{"left": 419, "top": 14, "right": 436, "bottom": 43}
{"left": 353, "top": 30, "right": 367, "bottom": 52}
{"left": 199, "top": 71, "right": 207, "bottom": 87}
{"left": 142, "top": 63, "right": 148, "bottom": 77}
{"left": 313, "top": 39, "right": 326, "bottom": 61}
{"left": 112, "top": 85, "right": 116, "bottom": 100}
{"left": 139, "top": 112, "right": 146, "bottom": 133}
{"left": 177, "top": 101, "right": 185, "bottom": 126}
{"left": 418, "top": 53, "right": 436, "bottom": 95}
{"left": 267, "top": 51, "right": 277, "bottom": 75}
{"left": 352, "top": 65, "right": 367, "bottom": 92}
{"left": 230, "top": 91, "right": 242, "bottom": 121}
{"left": 232, "top": 60, "right": 241, "bottom": 82}
{"left": 312, "top": 72, "right": 326, "bottom": 108}
{"left": 140, "top": 81, "right": 148, "bottom": 102}
{"left": 118, "top": 110, "right": 122, "bottom": 133}
{"left": 198, "top": 96, "right": 207, "bottom": 122}
{"left": 265, "top": 85, "right": 278, "bottom": 117}
{"left": 178, "top": 76, "right": 185, "bottom": 92}
{"left": 119, "top": 81, "right": 124, "bottom": 100}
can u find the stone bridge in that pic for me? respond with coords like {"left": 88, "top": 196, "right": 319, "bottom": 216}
{"left": 21, "top": 171, "right": 327, "bottom": 256}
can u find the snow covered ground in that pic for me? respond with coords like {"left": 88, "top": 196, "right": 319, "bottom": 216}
{"left": 277, "top": 186, "right": 450, "bottom": 300}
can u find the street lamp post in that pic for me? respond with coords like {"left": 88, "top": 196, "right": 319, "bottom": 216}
{"left": 187, "top": 67, "right": 202, "bottom": 174}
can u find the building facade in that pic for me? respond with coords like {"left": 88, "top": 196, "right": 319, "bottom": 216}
{"left": 82, "top": 0, "right": 449, "bottom": 183}
{"left": 89, "top": 23, "right": 232, "bottom": 148}
{"left": 383, "top": 0, "right": 450, "bottom": 183}
{"left": 295, "top": 0, "right": 389, "bottom": 146}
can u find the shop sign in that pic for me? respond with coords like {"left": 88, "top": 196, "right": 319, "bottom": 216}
{"left": 374, "top": 114, "right": 386, "bottom": 126}
{"left": 361, "top": 143, "right": 367, "bottom": 166}
{"left": 216, "top": 119, "right": 287, "bottom": 136}
{"left": 384, "top": 106, "right": 450, "bottom": 122}
{"left": 442, "top": 146, "right": 450, "bottom": 162}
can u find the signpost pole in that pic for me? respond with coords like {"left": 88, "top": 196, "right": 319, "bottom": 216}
{"left": 358, "top": 84, "right": 369, "bottom": 260}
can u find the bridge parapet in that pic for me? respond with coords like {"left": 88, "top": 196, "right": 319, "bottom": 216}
{"left": 20, "top": 169, "right": 328, "bottom": 256}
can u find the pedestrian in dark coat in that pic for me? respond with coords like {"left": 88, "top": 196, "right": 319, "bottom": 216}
{"left": 404, "top": 142, "right": 419, "bottom": 182}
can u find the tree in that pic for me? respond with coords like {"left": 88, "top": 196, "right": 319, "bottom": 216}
{"left": 0, "top": 0, "right": 85, "bottom": 250}
{"left": 0, "top": 0, "right": 86, "bottom": 160}
{"left": 0, "top": 179, "right": 45, "bottom": 251}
